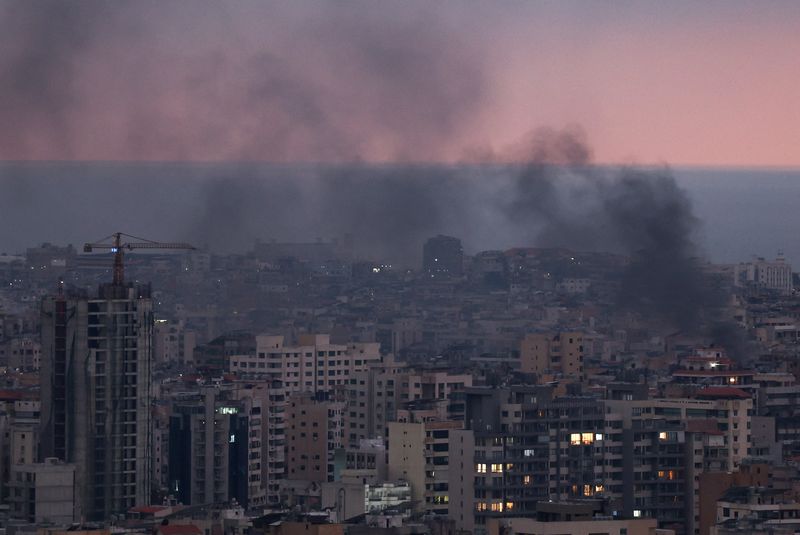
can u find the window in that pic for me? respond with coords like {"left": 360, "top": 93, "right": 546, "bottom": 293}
{"left": 570, "top": 432, "right": 594, "bottom": 445}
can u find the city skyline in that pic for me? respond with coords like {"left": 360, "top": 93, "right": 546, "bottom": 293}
{"left": 3, "top": 2, "right": 800, "bottom": 534}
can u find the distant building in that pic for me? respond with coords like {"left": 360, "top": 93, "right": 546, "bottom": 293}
{"left": 520, "top": 331, "right": 585, "bottom": 381}
{"left": 25, "top": 243, "right": 76, "bottom": 273}
{"left": 230, "top": 334, "right": 380, "bottom": 395}
{"left": 734, "top": 254, "right": 793, "bottom": 294}
{"left": 423, "top": 235, "right": 464, "bottom": 277}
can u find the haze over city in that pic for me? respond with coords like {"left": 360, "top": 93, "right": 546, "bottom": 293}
{"left": 1, "top": 2, "right": 800, "bottom": 535}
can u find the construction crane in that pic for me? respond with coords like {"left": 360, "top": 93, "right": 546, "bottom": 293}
{"left": 83, "top": 232, "right": 196, "bottom": 286}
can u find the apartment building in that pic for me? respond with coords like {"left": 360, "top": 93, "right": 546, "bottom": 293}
{"left": 346, "top": 358, "right": 471, "bottom": 445}
{"left": 285, "top": 392, "right": 345, "bottom": 484}
{"left": 168, "top": 386, "right": 256, "bottom": 507}
{"left": 450, "top": 386, "right": 749, "bottom": 535}
{"left": 8, "top": 458, "right": 76, "bottom": 524}
{"left": 607, "top": 394, "right": 753, "bottom": 470}
{"left": 449, "top": 386, "right": 608, "bottom": 534}
{"left": 520, "top": 331, "right": 585, "bottom": 381}
{"left": 230, "top": 334, "right": 380, "bottom": 394}
{"left": 387, "top": 416, "right": 460, "bottom": 516}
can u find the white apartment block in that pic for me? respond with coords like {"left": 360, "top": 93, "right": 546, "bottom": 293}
{"left": 734, "top": 254, "right": 793, "bottom": 294}
{"left": 230, "top": 334, "right": 380, "bottom": 394}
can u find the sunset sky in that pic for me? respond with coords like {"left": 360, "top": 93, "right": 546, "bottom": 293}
{"left": 1, "top": 1, "right": 798, "bottom": 166}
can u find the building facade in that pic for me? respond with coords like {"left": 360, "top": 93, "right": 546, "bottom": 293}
{"left": 40, "top": 284, "right": 153, "bottom": 520}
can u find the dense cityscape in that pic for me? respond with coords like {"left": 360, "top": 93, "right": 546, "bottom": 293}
{"left": 3, "top": 1, "right": 799, "bottom": 535}
{"left": 1, "top": 234, "right": 800, "bottom": 535}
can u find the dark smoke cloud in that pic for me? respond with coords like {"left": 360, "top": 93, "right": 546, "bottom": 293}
{"left": 0, "top": 1, "right": 487, "bottom": 161}
{"left": 0, "top": 133, "right": 745, "bottom": 353}
{"left": 505, "top": 127, "right": 742, "bottom": 348}
{"left": 0, "top": 1, "right": 117, "bottom": 158}
{"left": 0, "top": 0, "right": 742, "bottom": 351}
{"left": 180, "top": 163, "right": 485, "bottom": 259}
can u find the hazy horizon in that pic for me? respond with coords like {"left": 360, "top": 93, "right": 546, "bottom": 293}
{"left": 2, "top": 161, "right": 798, "bottom": 267}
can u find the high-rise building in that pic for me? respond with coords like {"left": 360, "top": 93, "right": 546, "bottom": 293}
{"left": 167, "top": 386, "right": 252, "bottom": 507}
{"left": 40, "top": 283, "right": 153, "bottom": 521}
{"left": 422, "top": 235, "right": 464, "bottom": 278}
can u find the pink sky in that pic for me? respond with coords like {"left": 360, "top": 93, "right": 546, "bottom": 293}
{"left": 1, "top": 1, "right": 798, "bottom": 166}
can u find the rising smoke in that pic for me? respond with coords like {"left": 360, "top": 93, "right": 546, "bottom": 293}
{"left": 0, "top": 2, "right": 742, "bottom": 345}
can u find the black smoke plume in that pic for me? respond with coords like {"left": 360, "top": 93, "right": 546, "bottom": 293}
{"left": 506, "top": 127, "right": 742, "bottom": 350}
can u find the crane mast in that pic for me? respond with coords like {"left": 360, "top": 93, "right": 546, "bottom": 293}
{"left": 83, "top": 232, "right": 196, "bottom": 286}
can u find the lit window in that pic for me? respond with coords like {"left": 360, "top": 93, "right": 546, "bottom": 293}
{"left": 595, "top": 433, "right": 603, "bottom": 441}
{"left": 634, "top": 510, "right": 642, "bottom": 518}
{"left": 476, "top": 463, "right": 487, "bottom": 473}
{"left": 491, "top": 464, "right": 503, "bottom": 474}
{"left": 583, "top": 484, "right": 592, "bottom": 496}
{"left": 505, "top": 501, "right": 514, "bottom": 511}
{"left": 570, "top": 433, "right": 581, "bottom": 445}
{"left": 582, "top": 432, "right": 594, "bottom": 445}
{"left": 523, "top": 475, "right": 531, "bottom": 485}
{"left": 595, "top": 484, "right": 604, "bottom": 493}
